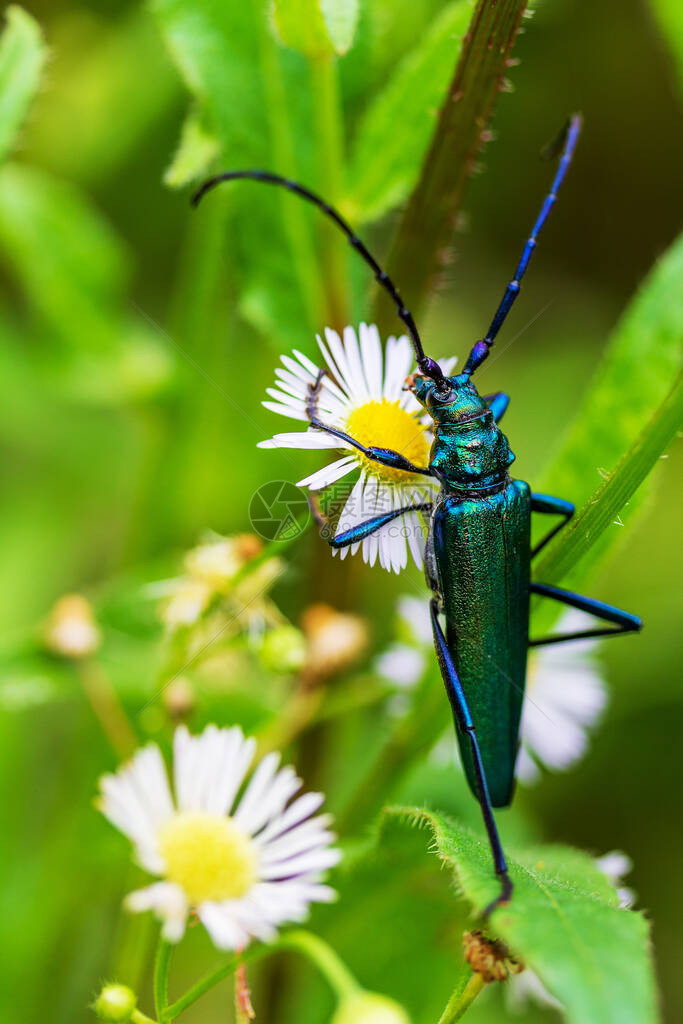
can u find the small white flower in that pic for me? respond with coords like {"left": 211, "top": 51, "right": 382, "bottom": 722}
{"left": 596, "top": 849, "right": 636, "bottom": 909}
{"left": 98, "top": 724, "right": 340, "bottom": 949}
{"left": 516, "top": 610, "right": 607, "bottom": 783}
{"left": 258, "top": 324, "right": 455, "bottom": 574}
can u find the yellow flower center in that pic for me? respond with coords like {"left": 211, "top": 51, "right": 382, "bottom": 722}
{"left": 158, "top": 812, "right": 257, "bottom": 904}
{"left": 345, "top": 400, "right": 430, "bottom": 482}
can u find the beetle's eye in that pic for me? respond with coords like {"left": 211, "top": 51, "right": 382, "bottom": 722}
{"left": 432, "top": 386, "right": 453, "bottom": 404}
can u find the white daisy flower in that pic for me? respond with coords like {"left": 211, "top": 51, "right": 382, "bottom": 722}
{"left": 516, "top": 610, "right": 607, "bottom": 783}
{"left": 97, "top": 724, "right": 339, "bottom": 949}
{"left": 258, "top": 323, "right": 455, "bottom": 574}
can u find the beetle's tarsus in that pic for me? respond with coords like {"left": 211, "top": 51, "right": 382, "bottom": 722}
{"left": 482, "top": 870, "right": 513, "bottom": 919}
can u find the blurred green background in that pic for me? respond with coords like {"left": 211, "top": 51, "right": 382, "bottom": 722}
{"left": 0, "top": 0, "right": 681, "bottom": 1021}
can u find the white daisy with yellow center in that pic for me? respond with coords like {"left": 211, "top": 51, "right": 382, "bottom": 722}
{"left": 258, "top": 323, "right": 455, "bottom": 573}
{"left": 97, "top": 724, "right": 339, "bottom": 949}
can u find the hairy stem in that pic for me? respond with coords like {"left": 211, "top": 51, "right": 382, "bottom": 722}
{"left": 534, "top": 369, "right": 683, "bottom": 587}
{"left": 373, "top": 0, "right": 529, "bottom": 329}
{"left": 437, "top": 973, "right": 485, "bottom": 1023}
{"left": 153, "top": 940, "right": 173, "bottom": 1022}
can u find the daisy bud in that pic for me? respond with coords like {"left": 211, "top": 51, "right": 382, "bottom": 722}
{"left": 259, "top": 625, "right": 307, "bottom": 674}
{"left": 162, "top": 677, "right": 196, "bottom": 720}
{"left": 161, "top": 580, "right": 211, "bottom": 627}
{"left": 92, "top": 982, "right": 137, "bottom": 1022}
{"left": 185, "top": 535, "right": 262, "bottom": 589}
{"left": 301, "top": 603, "right": 368, "bottom": 682}
{"left": 463, "top": 930, "right": 524, "bottom": 983}
{"left": 332, "top": 992, "right": 411, "bottom": 1024}
{"left": 44, "top": 594, "right": 101, "bottom": 659}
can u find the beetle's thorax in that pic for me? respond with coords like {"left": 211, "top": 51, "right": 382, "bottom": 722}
{"left": 411, "top": 372, "right": 515, "bottom": 491}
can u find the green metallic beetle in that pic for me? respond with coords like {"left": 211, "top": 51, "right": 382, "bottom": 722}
{"left": 194, "top": 115, "right": 642, "bottom": 914}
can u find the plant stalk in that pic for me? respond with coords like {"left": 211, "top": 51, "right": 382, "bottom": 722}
{"left": 437, "top": 973, "right": 485, "bottom": 1023}
{"left": 373, "top": 0, "right": 529, "bottom": 330}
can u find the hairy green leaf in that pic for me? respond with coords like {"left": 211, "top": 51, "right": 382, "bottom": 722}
{"left": 0, "top": 6, "right": 46, "bottom": 164}
{"left": 345, "top": 1, "right": 470, "bottom": 224}
{"left": 386, "top": 807, "right": 657, "bottom": 1024}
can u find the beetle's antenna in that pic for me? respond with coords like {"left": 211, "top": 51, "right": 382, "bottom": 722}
{"left": 463, "top": 114, "right": 583, "bottom": 378}
{"left": 192, "top": 170, "right": 447, "bottom": 388}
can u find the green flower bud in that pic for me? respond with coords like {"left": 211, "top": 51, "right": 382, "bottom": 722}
{"left": 259, "top": 625, "right": 307, "bottom": 674}
{"left": 332, "top": 991, "right": 412, "bottom": 1024}
{"left": 92, "top": 983, "right": 137, "bottom": 1022}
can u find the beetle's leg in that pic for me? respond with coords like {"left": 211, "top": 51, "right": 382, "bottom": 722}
{"left": 429, "top": 599, "right": 513, "bottom": 917}
{"left": 484, "top": 392, "right": 510, "bottom": 423}
{"left": 329, "top": 503, "right": 432, "bottom": 548}
{"left": 530, "top": 492, "right": 575, "bottom": 557}
{"left": 305, "top": 374, "right": 435, "bottom": 478}
{"left": 529, "top": 582, "right": 642, "bottom": 646}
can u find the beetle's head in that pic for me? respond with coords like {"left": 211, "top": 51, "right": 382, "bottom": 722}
{"left": 407, "top": 371, "right": 488, "bottom": 424}
{"left": 406, "top": 371, "right": 514, "bottom": 488}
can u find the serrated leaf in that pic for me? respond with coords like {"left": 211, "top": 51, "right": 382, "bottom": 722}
{"left": 345, "top": 1, "right": 470, "bottom": 224}
{"left": 163, "top": 107, "right": 220, "bottom": 188}
{"left": 0, "top": 6, "right": 46, "bottom": 164}
{"left": 385, "top": 806, "right": 657, "bottom": 1024}
{"left": 534, "top": 233, "right": 683, "bottom": 596}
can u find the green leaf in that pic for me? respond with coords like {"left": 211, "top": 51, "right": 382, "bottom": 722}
{"left": 163, "top": 107, "right": 220, "bottom": 188}
{"left": 345, "top": 1, "right": 471, "bottom": 224}
{"left": 649, "top": 0, "right": 683, "bottom": 93}
{"left": 386, "top": 806, "right": 657, "bottom": 1024}
{"left": 272, "top": 0, "right": 359, "bottom": 57}
{"left": 0, "top": 6, "right": 47, "bottom": 164}
{"left": 534, "top": 233, "right": 683, "bottom": 593}
{"left": 0, "top": 163, "right": 173, "bottom": 400}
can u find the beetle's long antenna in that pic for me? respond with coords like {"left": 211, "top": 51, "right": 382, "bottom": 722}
{"left": 463, "top": 114, "right": 583, "bottom": 378}
{"left": 192, "top": 171, "right": 446, "bottom": 387}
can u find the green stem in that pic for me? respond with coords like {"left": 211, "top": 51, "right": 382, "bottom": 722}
{"left": 534, "top": 369, "right": 683, "bottom": 589}
{"left": 310, "top": 51, "right": 349, "bottom": 327}
{"left": 131, "top": 1010, "right": 159, "bottom": 1024}
{"left": 260, "top": 26, "right": 324, "bottom": 330}
{"left": 373, "top": 0, "right": 528, "bottom": 330}
{"left": 162, "top": 931, "right": 359, "bottom": 1021}
{"left": 153, "top": 940, "right": 173, "bottom": 1021}
{"left": 437, "top": 973, "right": 485, "bottom": 1023}
{"left": 282, "top": 929, "right": 360, "bottom": 1000}
{"left": 339, "top": 667, "right": 446, "bottom": 833}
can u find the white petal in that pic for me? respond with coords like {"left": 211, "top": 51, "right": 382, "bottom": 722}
{"left": 259, "top": 431, "right": 344, "bottom": 451}
{"left": 255, "top": 791, "right": 325, "bottom": 845}
{"left": 359, "top": 323, "right": 383, "bottom": 399}
{"left": 297, "top": 456, "right": 357, "bottom": 491}
{"left": 125, "top": 882, "right": 188, "bottom": 943}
